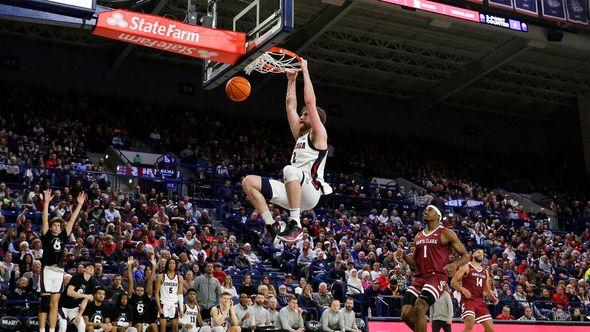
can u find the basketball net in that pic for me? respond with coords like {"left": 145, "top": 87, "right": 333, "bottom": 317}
{"left": 244, "top": 47, "right": 301, "bottom": 75}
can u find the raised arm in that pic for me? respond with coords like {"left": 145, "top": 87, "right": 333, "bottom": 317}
{"left": 127, "top": 256, "right": 135, "bottom": 296}
{"left": 41, "top": 189, "right": 53, "bottom": 235}
{"left": 450, "top": 264, "right": 470, "bottom": 298}
{"left": 146, "top": 255, "right": 157, "bottom": 297}
{"left": 285, "top": 70, "right": 300, "bottom": 140}
{"left": 66, "top": 192, "right": 87, "bottom": 236}
{"left": 300, "top": 59, "right": 327, "bottom": 150}
{"left": 443, "top": 228, "right": 469, "bottom": 276}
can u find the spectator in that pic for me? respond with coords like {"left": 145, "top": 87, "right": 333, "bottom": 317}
{"left": 238, "top": 274, "right": 257, "bottom": 297}
{"left": 518, "top": 307, "right": 536, "bottom": 321}
{"left": 193, "top": 263, "right": 223, "bottom": 320}
{"left": 320, "top": 300, "right": 344, "bottom": 332}
{"left": 346, "top": 269, "right": 363, "bottom": 297}
{"left": 340, "top": 298, "right": 361, "bottom": 332}
{"left": 234, "top": 248, "right": 252, "bottom": 271}
{"left": 221, "top": 275, "right": 238, "bottom": 300}
{"left": 279, "top": 297, "right": 304, "bottom": 332}
{"left": 496, "top": 306, "right": 515, "bottom": 320}
{"left": 313, "top": 283, "right": 333, "bottom": 311}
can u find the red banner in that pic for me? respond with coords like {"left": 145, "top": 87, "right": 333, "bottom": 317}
{"left": 93, "top": 10, "right": 246, "bottom": 64}
{"left": 380, "top": 0, "right": 480, "bottom": 22}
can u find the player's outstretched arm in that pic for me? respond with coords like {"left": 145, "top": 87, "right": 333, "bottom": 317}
{"left": 285, "top": 70, "right": 300, "bottom": 140}
{"left": 451, "top": 264, "right": 471, "bottom": 298}
{"left": 300, "top": 59, "right": 327, "bottom": 149}
{"left": 66, "top": 192, "right": 87, "bottom": 236}
{"left": 484, "top": 271, "right": 499, "bottom": 304}
{"left": 443, "top": 228, "right": 469, "bottom": 275}
{"left": 41, "top": 189, "right": 53, "bottom": 235}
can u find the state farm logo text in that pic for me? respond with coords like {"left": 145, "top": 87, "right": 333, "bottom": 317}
{"left": 106, "top": 12, "right": 200, "bottom": 43}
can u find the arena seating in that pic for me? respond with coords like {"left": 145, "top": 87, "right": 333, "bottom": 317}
{"left": 0, "top": 85, "right": 589, "bottom": 331}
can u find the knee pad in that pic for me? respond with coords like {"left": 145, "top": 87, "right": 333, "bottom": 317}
{"left": 419, "top": 290, "right": 436, "bottom": 307}
{"left": 283, "top": 165, "right": 303, "bottom": 183}
{"left": 40, "top": 295, "right": 51, "bottom": 313}
{"left": 403, "top": 291, "right": 418, "bottom": 307}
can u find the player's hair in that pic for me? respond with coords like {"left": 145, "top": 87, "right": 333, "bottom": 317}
{"left": 301, "top": 106, "right": 326, "bottom": 124}
{"left": 187, "top": 288, "right": 197, "bottom": 295}
{"left": 164, "top": 258, "right": 177, "bottom": 272}
{"left": 49, "top": 218, "right": 63, "bottom": 226}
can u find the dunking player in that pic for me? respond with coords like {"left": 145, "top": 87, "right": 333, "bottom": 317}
{"left": 242, "top": 59, "right": 332, "bottom": 242}
{"left": 40, "top": 189, "right": 86, "bottom": 332}
{"left": 451, "top": 249, "right": 498, "bottom": 332}
{"left": 397, "top": 198, "right": 469, "bottom": 332}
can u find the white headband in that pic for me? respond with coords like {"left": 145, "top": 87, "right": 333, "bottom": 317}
{"left": 427, "top": 204, "right": 442, "bottom": 221}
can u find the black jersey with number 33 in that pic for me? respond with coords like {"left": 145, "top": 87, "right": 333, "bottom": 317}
{"left": 41, "top": 230, "right": 68, "bottom": 267}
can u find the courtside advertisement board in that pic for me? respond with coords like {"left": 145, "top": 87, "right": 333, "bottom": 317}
{"left": 368, "top": 320, "right": 590, "bottom": 332}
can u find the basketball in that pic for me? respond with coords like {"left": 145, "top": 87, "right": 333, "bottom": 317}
{"left": 225, "top": 76, "right": 251, "bottom": 102}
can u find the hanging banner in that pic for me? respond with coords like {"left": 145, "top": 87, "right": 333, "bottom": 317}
{"left": 93, "top": 9, "right": 246, "bottom": 64}
{"left": 565, "top": 0, "right": 589, "bottom": 24}
{"left": 541, "top": 0, "right": 567, "bottom": 20}
{"left": 489, "top": 0, "right": 515, "bottom": 10}
{"left": 514, "top": 0, "right": 540, "bottom": 16}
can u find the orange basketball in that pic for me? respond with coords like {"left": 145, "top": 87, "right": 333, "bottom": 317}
{"left": 225, "top": 76, "right": 251, "bottom": 102}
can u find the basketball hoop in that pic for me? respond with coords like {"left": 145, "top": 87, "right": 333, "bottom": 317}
{"left": 244, "top": 47, "right": 301, "bottom": 75}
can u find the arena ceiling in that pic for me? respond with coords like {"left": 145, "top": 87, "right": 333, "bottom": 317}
{"left": 2, "top": 0, "right": 590, "bottom": 119}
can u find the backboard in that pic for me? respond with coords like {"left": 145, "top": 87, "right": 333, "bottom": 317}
{"left": 201, "top": 0, "right": 294, "bottom": 89}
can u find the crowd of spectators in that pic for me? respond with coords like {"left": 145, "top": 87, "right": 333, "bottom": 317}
{"left": 0, "top": 84, "right": 589, "bottom": 331}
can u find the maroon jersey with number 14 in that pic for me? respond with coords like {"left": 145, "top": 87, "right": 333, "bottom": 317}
{"left": 462, "top": 263, "right": 487, "bottom": 299}
{"left": 414, "top": 225, "right": 451, "bottom": 277}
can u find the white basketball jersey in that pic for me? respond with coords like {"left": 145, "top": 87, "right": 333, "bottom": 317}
{"left": 291, "top": 132, "right": 332, "bottom": 194}
{"left": 182, "top": 303, "right": 199, "bottom": 325}
{"left": 160, "top": 273, "right": 179, "bottom": 305}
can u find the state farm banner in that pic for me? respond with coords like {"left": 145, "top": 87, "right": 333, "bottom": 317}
{"left": 93, "top": 10, "right": 246, "bottom": 64}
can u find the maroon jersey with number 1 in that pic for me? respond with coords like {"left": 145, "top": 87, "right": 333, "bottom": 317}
{"left": 414, "top": 225, "right": 451, "bottom": 277}
{"left": 407, "top": 225, "right": 451, "bottom": 302}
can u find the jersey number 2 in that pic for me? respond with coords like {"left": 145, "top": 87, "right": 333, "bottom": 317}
{"left": 292, "top": 152, "right": 296, "bottom": 164}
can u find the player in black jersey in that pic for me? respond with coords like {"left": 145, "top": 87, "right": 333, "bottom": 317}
{"left": 110, "top": 292, "right": 135, "bottom": 331}
{"left": 40, "top": 189, "right": 87, "bottom": 332}
{"left": 83, "top": 287, "right": 113, "bottom": 332}
{"left": 127, "top": 256, "right": 158, "bottom": 332}
{"left": 58, "top": 262, "right": 96, "bottom": 332}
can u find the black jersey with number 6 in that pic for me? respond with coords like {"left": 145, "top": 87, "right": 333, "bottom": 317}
{"left": 83, "top": 301, "right": 110, "bottom": 325}
{"left": 111, "top": 305, "right": 134, "bottom": 326}
{"left": 41, "top": 230, "right": 68, "bottom": 267}
{"left": 60, "top": 273, "right": 96, "bottom": 309}
{"left": 129, "top": 294, "right": 152, "bottom": 323}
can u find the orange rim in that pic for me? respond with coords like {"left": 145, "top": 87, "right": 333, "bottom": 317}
{"left": 268, "top": 47, "right": 301, "bottom": 62}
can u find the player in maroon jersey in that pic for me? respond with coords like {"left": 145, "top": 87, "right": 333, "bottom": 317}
{"left": 397, "top": 198, "right": 469, "bottom": 332}
{"left": 451, "top": 249, "right": 498, "bottom": 332}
